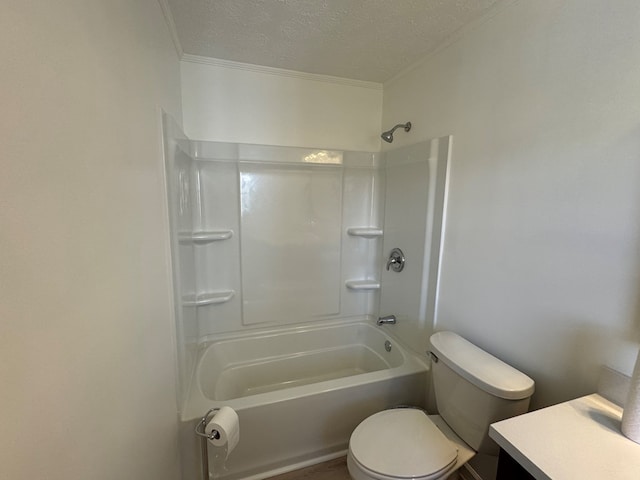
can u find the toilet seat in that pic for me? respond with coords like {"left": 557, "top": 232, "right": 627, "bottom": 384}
{"left": 348, "top": 409, "right": 458, "bottom": 480}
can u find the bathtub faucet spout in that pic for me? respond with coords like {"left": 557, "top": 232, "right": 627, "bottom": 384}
{"left": 377, "top": 315, "right": 397, "bottom": 326}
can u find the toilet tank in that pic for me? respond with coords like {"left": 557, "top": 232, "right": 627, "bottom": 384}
{"left": 429, "top": 332, "right": 535, "bottom": 455}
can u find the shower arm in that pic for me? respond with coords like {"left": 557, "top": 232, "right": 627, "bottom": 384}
{"left": 389, "top": 123, "right": 411, "bottom": 133}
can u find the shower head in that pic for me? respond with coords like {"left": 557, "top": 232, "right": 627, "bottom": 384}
{"left": 381, "top": 122, "right": 412, "bottom": 143}
{"left": 380, "top": 130, "right": 395, "bottom": 143}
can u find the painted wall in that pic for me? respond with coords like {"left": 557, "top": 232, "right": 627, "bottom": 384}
{"left": 383, "top": 0, "right": 640, "bottom": 409}
{"left": 0, "top": 1, "right": 182, "bottom": 479}
{"left": 181, "top": 58, "right": 383, "bottom": 151}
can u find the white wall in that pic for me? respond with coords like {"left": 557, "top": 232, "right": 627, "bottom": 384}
{"left": 0, "top": 1, "right": 182, "bottom": 479}
{"left": 181, "top": 58, "right": 383, "bottom": 151}
{"left": 383, "top": 0, "right": 640, "bottom": 409}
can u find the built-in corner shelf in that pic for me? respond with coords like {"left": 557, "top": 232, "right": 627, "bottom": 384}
{"left": 182, "top": 290, "right": 235, "bottom": 307}
{"left": 345, "top": 280, "right": 381, "bottom": 291}
{"left": 178, "top": 230, "right": 234, "bottom": 244}
{"left": 347, "top": 227, "right": 383, "bottom": 238}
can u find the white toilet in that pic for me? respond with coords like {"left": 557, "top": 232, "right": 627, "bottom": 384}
{"left": 347, "top": 331, "right": 535, "bottom": 480}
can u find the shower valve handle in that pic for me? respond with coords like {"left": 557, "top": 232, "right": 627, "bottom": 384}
{"left": 386, "top": 248, "right": 405, "bottom": 272}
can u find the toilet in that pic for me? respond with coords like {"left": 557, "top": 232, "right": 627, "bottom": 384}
{"left": 347, "top": 331, "right": 535, "bottom": 480}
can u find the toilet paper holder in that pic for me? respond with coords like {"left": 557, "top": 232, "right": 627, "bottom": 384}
{"left": 195, "top": 407, "right": 221, "bottom": 440}
{"left": 195, "top": 407, "right": 220, "bottom": 480}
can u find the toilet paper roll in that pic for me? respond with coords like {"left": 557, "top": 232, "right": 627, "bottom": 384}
{"left": 205, "top": 406, "right": 240, "bottom": 457}
{"left": 622, "top": 350, "right": 640, "bottom": 444}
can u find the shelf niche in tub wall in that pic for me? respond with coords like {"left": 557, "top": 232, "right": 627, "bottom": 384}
{"left": 182, "top": 290, "right": 235, "bottom": 307}
{"left": 178, "top": 230, "right": 234, "bottom": 244}
{"left": 347, "top": 227, "right": 383, "bottom": 238}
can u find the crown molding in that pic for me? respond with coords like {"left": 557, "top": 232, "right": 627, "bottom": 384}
{"left": 157, "top": 0, "right": 183, "bottom": 58}
{"left": 181, "top": 54, "right": 383, "bottom": 91}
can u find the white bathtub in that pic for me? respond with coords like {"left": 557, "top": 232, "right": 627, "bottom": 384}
{"left": 182, "top": 320, "right": 428, "bottom": 480}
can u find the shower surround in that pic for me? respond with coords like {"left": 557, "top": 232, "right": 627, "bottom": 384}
{"left": 162, "top": 114, "right": 450, "bottom": 479}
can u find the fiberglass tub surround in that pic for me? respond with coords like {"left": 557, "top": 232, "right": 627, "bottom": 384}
{"left": 162, "top": 114, "right": 451, "bottom": 480}
{"left": 165, "top": 114, "right": 387, "bottom": 404}
{"left": 173, "top": 133, "right": 386, "bottom": 340}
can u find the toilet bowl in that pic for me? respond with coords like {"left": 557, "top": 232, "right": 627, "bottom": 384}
{"left": 347, "top": 409, "right": 475, "bottom": 480}
{"left": 347, "top": 331, "right": 535, "bottom": 480}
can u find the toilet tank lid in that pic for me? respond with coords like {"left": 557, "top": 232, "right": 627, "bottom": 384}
{"left": 430, "top": 331, "right": 535, "bottom": 400}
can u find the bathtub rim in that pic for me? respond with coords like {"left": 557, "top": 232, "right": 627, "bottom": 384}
{"left": 181, "top": 317, "right": 429, "bottom": 422}
{"left": 196, "top": 315, "right": 388, "bottom": 346}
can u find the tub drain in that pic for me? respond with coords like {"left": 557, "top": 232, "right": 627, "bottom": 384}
{"left": 385, "top": 340, "right": 392, "bottom": 352}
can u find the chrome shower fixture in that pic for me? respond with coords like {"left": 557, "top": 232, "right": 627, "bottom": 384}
{"left": 381, "top": 122, "right": 412, "bottom": 143}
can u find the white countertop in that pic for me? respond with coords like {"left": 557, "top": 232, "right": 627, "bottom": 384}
{"left": 489, "top": 394, "right": 640, "bottom": 479}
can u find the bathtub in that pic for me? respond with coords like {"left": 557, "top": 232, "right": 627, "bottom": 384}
{"left": 181, "top": 320, "right": 429, "bottom": 480}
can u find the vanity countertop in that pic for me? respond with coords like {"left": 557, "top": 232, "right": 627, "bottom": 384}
{"left": 489, "top": 393, "right": 640, "bottom": 479}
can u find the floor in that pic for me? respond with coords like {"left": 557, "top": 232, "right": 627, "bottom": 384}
{"left": 265, "top": 457, "right": 351, "bottom": 480}
{"left": 265, "top": 457, "right": 476, "bottom": 480}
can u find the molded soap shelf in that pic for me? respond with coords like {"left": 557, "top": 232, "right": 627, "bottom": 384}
{"left": 182, "top": 290, "right": 235, "bottom": 306}
{"left": 345, "top": 280, "right": 381, "bottom": 291}
{"left": 347, "top": 227, "right": 383, "bottom": 238}
{"left": 178, "top": 230, "right": 234, "bottom": 244}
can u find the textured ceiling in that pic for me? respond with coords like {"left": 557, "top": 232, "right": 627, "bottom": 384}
{"left": 166, "top": 0, "right": 508, "bottom": 83}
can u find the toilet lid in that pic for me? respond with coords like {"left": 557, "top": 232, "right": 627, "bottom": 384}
{"left": 350, "top": 409, "right": 458, "bottom": 479}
